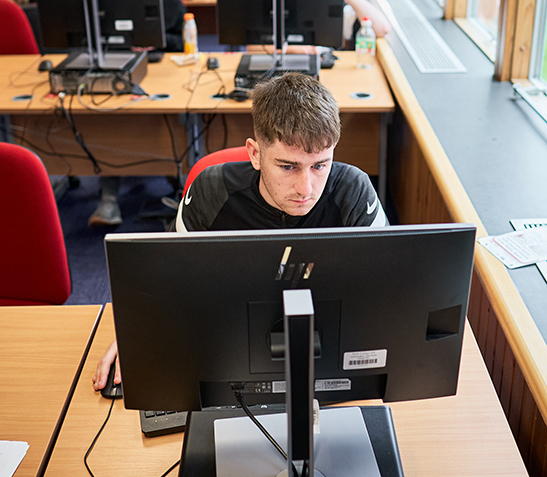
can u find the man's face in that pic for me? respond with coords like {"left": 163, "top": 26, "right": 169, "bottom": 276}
{"left": 246, "top": 138, "right": 334, "bottom": 216}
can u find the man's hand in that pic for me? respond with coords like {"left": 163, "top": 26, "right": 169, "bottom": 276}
{"left": 92, "top": 340, "right": 121, "bottom": 391}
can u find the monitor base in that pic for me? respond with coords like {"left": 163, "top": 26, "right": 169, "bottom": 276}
{"left": 178, "top": 405, "right": 404, "bottom": 477}
{"left": 234, "top": 54, "right": 320, "bottom": 89}
{"left": 48, "top": 50, "right": 148, "bottom": 95}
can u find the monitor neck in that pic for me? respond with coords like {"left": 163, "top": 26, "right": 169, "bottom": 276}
{"left": 283, "top": 289, "right": 315, "bottom": 476}
{"left": 272, "top": 0, "right": 286, "bottom": 64}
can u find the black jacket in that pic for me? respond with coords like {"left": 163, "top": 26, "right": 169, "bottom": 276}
{"left": 175, "top": 161, "right": 388, "bottom": 232}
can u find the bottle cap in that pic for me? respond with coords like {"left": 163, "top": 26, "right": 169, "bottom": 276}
{"left": 184, "top": 13, "right": 195, "bottom": 21}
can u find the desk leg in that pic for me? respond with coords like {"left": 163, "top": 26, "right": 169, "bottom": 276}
{"left": 1, "top": 115, "right": 14, "bottom": 143}
{"left": 182, "top": 113, "right": 205, "bottom": 169}
{"left": 378, "top": 112, "right": 392, "bottom": 205}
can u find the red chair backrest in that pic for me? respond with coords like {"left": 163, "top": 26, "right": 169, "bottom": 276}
{"left": 182, "top": 146, "right": 250, "bottom": 196}
{"left": 0, "top": 0, "right": 40, "bottom": 55}
{"left": 0, "top": 143, "right": 71, "bottom": 305}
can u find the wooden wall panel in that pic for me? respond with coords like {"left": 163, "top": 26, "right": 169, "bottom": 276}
{"left": 530, "top": 414, "right": 547, "bottom": 476}
{"left": 492, "top": 318, "right": 507, "bottom": 394}
{"left": 485, "top": 306, "right": 499, "bottom": 375}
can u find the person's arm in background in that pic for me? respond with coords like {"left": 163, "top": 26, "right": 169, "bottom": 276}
{"left": 345, "top": 0, "right": 391, "bottom": 37}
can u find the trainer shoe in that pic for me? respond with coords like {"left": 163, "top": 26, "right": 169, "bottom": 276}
{"left": 88, "top": 199, "right": 123, "bottom": 226}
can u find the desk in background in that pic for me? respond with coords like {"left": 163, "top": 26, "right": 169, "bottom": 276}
{"left": 0, "top": 54, "right": 192, "bottom": 177}
{"left": 0, "top": 305, "right": 102, "bottom": 477}
{"left": 0, "top": 52, "right": 394, "bottom": 201}
{"left": 45, "top": 304, "right": 527, "bottom": 476}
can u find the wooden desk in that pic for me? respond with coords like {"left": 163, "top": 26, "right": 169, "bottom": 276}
{"left": 45, "top": 304, "right": 183, "bottom": 476}
{"left": 0, "top": 54, "right": 193, "bottom": 176}
{"left": 0, "top": 52, "right": 394, "bottom": 198}
{"left": 0, "top": 305, "right": 102, "bottom": 477}
{"left": 45, "top": 304, "right": 527, "bottom": 476}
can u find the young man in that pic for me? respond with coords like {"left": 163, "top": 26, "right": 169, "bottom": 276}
{"left": 93, "top": 72, "right": 387, "bottom": 391}
{"left": 175, "top": 72, "right": 387, "bottom": 233}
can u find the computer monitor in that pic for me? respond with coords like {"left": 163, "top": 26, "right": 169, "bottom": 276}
{"left": 217, "top": 0, "right": 345, "bottom": 89}
{"left": 217, "top": 0, "right": 345, "bottom": 50}
{"left": 36, "top": 0, "right": 166, "bottom": 50}
{"left": 105, "top": 223, "right": 476, "bottom": 414}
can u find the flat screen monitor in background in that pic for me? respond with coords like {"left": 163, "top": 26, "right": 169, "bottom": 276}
{"left": 217, "top": 0, "right": 344, "bottom": 50}
{"left": 36, "top": 0, "right": 165, "bottom": 93}
{"left": 105, "top": 224, "right": 476, "bottom": 474}
{"left": 36, "top": 0, "right": 166, "bottom": 51}
{"left": 216, "top": 0, "right": 345, "bottom": 89}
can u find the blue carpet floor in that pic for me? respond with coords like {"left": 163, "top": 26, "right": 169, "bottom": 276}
{"left": 58, "top": 175, "right": 177, "bottom": 305}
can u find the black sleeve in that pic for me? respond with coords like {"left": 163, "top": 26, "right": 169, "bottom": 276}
{"left": 180, "top": 165, "right": 229, "bottom": 231}
{"left": 162, "top": 0, "right": 186, "bottom": 52}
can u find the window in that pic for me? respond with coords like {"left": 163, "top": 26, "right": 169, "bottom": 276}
{"left": 467, "top": 0, "right": 500, "bottom": 44}
{"left": 530, "top": 0, "right": 547, "bottom": 87}
{"left": 446, "top": 0, "right": 499, "bottom": 60}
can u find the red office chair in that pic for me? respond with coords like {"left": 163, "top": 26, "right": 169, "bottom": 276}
{"left": 0, "top": 0, "right": 40, "bottom": 55}
{"left": 182, "top": 146, "right": 250, "bottom": 196}
{"left": 0, "top": 143, "right": 71, "bottom": 305}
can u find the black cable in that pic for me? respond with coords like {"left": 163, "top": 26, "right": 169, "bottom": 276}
{"left": 177, "top": 113, "right": 217, "bottom": 166}
{"left": 182, "top": 68, "right": 207, "bottom": 110}
{"left": 163, "top": 114, "right": 179, "bottom": 162}
{"left": 84, "top": 397, "right": 116, "bottom": 477}
{"left": 233, "top": 388, "right": 299, "bottom": 476}
{"left": 7, "top": 57, "right": 46, "bottom": 88}
{"left": 45, "top": 116, "right": 73, "bottom": 176}
{"left": 220, "top": 114, "right": 228, "bottom": 150}
{"left": 59, "top": 92, "right": 102, "bottom": 174}
{"left": 90, "top": 76, "right": 115, "bottom": 106}
{"left": 0, "top": 125, "right": 177, "bottom": 169}
{"left": 204, "top": 112, "right": 228, "bottom": 155}
{"left": 159, "top": 459, "right": 181, "bottom": 477}
{"left": 18, "top": 80, "right": 49, "bottom": 149}
{"left": 83, "top": 397, "right": 180, "bottom": 477}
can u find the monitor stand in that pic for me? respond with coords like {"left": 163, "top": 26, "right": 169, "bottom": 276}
{"left": 178, "top": 405, "right": 404, "bottom": 477}
{"left": 180, "top": 290, "right": 403, "bottom": 476}
{"left": 64, "top": 51, "right": 137, "bottom": 70}
{"left": 234, "top": 54, "right": 320, "bottom": 89}
{"left": 214, "top": 406, "right": 381, "bottom": 477}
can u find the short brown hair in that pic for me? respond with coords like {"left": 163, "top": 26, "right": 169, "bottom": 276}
{"left": 251, "top": 73, "right": 341, "bottom": 154}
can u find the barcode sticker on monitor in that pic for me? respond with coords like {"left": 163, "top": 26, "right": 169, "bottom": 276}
{"left": 272, "top": 379, "right": 352, "bottom": 393}
{"left": 315, "top": 379, "right": 351, "bottom": 391}
{"left": 343, "top": 349, "right": 387, "bottom": 370}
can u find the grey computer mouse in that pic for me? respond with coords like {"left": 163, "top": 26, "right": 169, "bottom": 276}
{"left": 101, "top": 362, "right": 123, "bottom": 399}
{"left": 38, "top": 59, "right": 53, "bottom": 72}
{"left": 207, "top": 57, "right": 219, "bottom": 70}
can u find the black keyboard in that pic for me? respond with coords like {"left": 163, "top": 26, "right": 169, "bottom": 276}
{"left": 139, "top": 410, "right": 188, "bottom": 437}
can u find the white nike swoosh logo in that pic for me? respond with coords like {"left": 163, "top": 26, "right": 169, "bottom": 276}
{"left": 367, "top": 197, "right": 378, "bottom": 215}
{"left": 184, "top": 184, "right": 192, "bottom": 206}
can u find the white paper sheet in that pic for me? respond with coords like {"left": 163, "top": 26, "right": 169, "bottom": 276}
{"left": 0, "top": 441, "right": 29, "bottom": 477}
{"left": 478, "top": 227, "right": 547, "bottom": 269}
